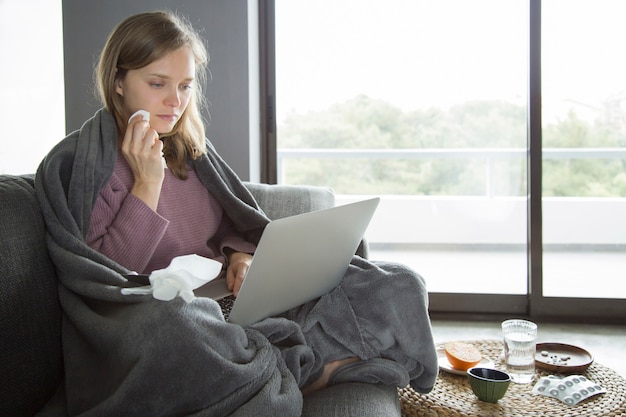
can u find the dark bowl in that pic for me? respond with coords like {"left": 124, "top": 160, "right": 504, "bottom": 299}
{"left": 467, "top": 367, "right": 511, "bottom": 403}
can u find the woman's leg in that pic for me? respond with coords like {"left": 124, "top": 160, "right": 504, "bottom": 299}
{"left": 300, "top": 357, "right": 359, "bottom": 395}
{"left": 281, "top": 256, "right": 438, "bottom": 393}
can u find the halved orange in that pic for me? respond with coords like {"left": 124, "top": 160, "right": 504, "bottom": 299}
{"left": 444, "top": 341, "right": 482, "bottom": 371}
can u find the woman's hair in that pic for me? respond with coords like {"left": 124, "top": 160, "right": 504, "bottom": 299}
{"left": 96, "top": 10, "right": 209, "bottom": 179}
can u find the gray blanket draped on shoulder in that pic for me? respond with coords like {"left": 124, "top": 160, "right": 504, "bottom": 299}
{"left": 35, "top": 109, "right": 438, "bottom": 417}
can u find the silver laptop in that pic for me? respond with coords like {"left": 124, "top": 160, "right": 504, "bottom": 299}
{"left": 195, "top": 197, "right": 380, "bottom": 326}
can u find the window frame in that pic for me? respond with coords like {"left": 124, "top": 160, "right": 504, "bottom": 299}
{"left": 259, "top": 0, "right": 626, "bottom": 323}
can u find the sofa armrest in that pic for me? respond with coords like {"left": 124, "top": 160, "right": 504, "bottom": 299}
{"left": 243, "top": 182, "right": 335, "bottom": 220}
{"left": 0, "top": 175, "right": 63, "bottom": 416}
{"left": 243, "top": 182, "right": 369, "bottom": 258}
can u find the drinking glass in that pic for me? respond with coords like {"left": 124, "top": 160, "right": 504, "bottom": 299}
{"left": 501, "top": 319, "right": 537, "bottom": 383}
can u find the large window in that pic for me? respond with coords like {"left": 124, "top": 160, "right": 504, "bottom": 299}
{"left": 270, "top": 0, "right": 626, "bottom": 320}
{"left": 0, "top": 0, "right": 65, "bottom": 175}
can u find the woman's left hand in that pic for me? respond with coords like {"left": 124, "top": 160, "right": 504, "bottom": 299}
{"left": 226, "top": 252, "right": 253, "bottom": 297}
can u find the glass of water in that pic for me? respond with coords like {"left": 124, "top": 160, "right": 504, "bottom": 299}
{"left": 501, "top": 319, "right": 537, "bottom": 383}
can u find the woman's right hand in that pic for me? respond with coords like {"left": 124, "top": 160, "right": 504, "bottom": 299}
{"left": 121, "top": 114, "right": 165, "bottom": 211}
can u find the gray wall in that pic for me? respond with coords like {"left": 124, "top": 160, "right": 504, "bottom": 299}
{"left": 62, "top": 0, "right": 258, "bottom": 180}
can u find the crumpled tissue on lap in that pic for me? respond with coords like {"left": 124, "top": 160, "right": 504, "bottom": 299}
{"left": 121, "top": 254, "right": 222, "bottom": 303}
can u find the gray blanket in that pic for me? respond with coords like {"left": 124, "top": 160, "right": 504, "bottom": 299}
{"left": 35, "top": 109, "right": 437, "bottom": 416}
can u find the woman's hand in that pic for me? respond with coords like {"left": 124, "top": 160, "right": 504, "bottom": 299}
{"left": 226, "top": 251, "right": 253, "bottom": 297}
{"left": 122, "top": 115, "right": 164, "bottom": 211}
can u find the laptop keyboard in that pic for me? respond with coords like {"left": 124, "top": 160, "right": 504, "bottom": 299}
{"left": 217, "top": 295, "right": 236, "bottom": 320}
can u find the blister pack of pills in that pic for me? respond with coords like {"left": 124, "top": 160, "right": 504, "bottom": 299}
{"left": 532, "top": 375, "right": 606, "bottom": 406}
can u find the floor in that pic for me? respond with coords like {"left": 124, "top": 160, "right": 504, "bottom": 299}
{"left": 430, "top": 319, "right": 626, "bottom": 378}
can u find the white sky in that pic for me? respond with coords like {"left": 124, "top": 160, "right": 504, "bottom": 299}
{"left": 277, "top": 0, "right": 525, "bottom": 117}
{"left": 276, "top": 0, "right": 626, "bottom": 124}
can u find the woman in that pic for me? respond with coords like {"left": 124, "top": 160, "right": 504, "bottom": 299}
{"left": 36, "top": 10, "right": 437, "bottom": 416}
{"left": 86, "top": 10, "right": 256, "bottom": 292}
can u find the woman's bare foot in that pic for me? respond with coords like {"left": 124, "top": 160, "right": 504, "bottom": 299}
{"left": 301, "top": 357, "right": 360, "bottom": 396}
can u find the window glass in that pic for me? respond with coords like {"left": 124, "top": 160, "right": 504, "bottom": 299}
{"left": 276, "top": 0, "right": 528, "bottom": 294}
{"left": 542, "top": 0, "right": 626, "bottom": 299}
{"left": 0, "top": 0, "right": 65, "bottom": 175}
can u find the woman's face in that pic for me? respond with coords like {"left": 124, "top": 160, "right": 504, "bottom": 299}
{"left": 116, "top": 46, "right": 196, "bottom": 135}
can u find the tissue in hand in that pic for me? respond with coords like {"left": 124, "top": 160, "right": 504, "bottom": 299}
{"left": 122, "top": 254, "right": 222, "bottom": 303}
{"left": 128, "top": 109, "right": 150, "bottom": 123}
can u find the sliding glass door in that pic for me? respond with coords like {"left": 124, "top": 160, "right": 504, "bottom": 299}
{"left": 266, "top": 0, "right": 626, "bottom": 321}
{"left": 535, "top": 0, "right": 626, "bottom": 318}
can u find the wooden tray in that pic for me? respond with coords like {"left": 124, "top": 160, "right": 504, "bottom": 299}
{"left": 535, "top": 342, "right": 593, "bottom": 374}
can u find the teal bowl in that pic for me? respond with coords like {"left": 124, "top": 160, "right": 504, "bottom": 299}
{"left": 467, "top": 367, "right": 511, "bottom": 403}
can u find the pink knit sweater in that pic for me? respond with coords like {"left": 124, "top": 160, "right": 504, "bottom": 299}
{"left": 86, "top": 152, "right": 256, "bottom": 274}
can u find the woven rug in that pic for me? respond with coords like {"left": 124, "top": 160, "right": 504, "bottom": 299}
{"left": 399, "top": 339, "right": 626, "bottom": 417}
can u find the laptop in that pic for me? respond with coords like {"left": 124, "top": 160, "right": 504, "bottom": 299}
{"left": 195, "top": 197, "right": 380, "bottom": 326}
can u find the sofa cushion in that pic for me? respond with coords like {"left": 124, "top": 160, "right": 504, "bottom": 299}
{"left": 0, "top": 175, "right": 63, "bottom": 416}
{"left": 244, "top": 182, "right": 335, "bottom": 220}
{"left": 301, "top": 382, "right": 401, "bottom": 417}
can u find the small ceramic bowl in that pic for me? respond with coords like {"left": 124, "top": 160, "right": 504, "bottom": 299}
{"left": 467, "top": 367, "right": 511, "bottom": 403}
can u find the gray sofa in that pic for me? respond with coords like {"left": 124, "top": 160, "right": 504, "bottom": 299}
{"left": 0, "top": 174, "right": 402, "bottom": 417}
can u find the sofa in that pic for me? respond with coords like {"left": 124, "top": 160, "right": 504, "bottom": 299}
{"left": 0, "top": 174, "right": 402, "bottom": 417}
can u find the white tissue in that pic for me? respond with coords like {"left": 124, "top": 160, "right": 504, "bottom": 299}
{"left": 121, "top": 254, "right": 222, "bottom": 303}
{"left": 126, "top": 109, "right": 168, "bottom": 169}
{"left": 128, "top": 109, "right": 150, "bottom": 123}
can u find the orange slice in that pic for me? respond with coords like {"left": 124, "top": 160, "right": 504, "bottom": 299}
{"left": 444, "top": 342, "right": 482, "bottom": 371}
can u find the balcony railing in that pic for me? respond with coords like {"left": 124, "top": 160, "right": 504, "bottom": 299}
{"left": 276, "top": 147, "right": 626, "bottom": 247}
{"left": 277, "top": 147, "right": 626, "bottom": 197}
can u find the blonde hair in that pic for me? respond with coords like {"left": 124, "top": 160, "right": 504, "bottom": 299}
{"left": 96, "top": 10, "right": 209, "bottom": 179}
